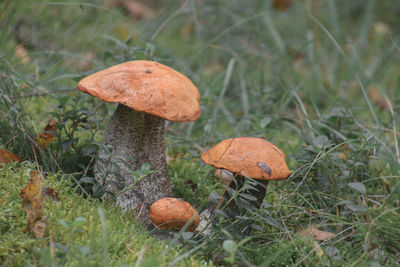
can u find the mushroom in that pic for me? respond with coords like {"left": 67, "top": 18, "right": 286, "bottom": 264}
{"left": 149, "top": 198, "right": 200, "bottom": 232}
{"left": 77, "top": 60, "right": 201, "bottom": 222}
{"left": 201, "top": 137, "right": 290, "bottom": 214}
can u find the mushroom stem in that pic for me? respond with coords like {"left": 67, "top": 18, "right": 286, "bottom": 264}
{"left": 224, "top": 175, "right": 269, "bottom": 214}
{"left": 95, "top": 103, "right": 172, "bottom": 223}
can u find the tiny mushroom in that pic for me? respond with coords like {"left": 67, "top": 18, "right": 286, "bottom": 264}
{"left": 149, "top": 198, "right": 200, "bottom": 232}
{"left": 77, "top": 60, "right": 201, "bottom": 223}
{"left": 201, "top": 137, "right": 290, "bottom": 214}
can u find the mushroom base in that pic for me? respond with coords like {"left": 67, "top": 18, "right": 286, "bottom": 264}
{"left": 95, "top": 103, "right": 172, "bottom": 223}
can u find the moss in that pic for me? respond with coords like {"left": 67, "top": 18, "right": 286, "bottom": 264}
{"left": 0, "top": 162, "right": 211, "bottom": 266}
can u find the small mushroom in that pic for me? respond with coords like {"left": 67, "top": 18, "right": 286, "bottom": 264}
{"left": 149, "top": 198, "right": 200, "bottom": 232}
{"left": 201, "top": 137, "right": 290, "bottom": 213}
{"left": 77, "top": 60, "right": 201, "bottom": 223}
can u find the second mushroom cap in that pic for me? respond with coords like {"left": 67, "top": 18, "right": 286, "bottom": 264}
{"left": 201, "top": 137, "right": 290, "bottom": 180}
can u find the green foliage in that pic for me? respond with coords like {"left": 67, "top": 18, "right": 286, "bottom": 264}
{"left": 0, "top": 163, "right": 210, "bottom": 266}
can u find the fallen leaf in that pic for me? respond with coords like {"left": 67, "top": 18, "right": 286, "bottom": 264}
{"left": 312, "top": 241, "right": 324, "bottom": 257}
{"left": 38, "top": 118, "right": 58, "bottom": 149}
{"left": 20, "top": 171, "right": 44, "bottom": 233}
{"left": 272, "top": 0, "right": 292, "bottom": 11}
{"left": 32, "top": 216, "right": 47, "bottom": 238}
{"left": 42, "top": 186, "right": 60, "bottom": 201}
{"left": 180, "top": 23, "right": 194, "bottom": 37}
{"left": 374, "top": 22, "right": 391, "bottom": 35}
{"left": 368, "top": 84, "right": 393, "bottom": 110}
{"left": 106, "top": 0, "right": 154, "bottom": 20}
{"left": 14, "top": 44, "right": 31, "bottom": 64}
{"left": 0, "top": 149, "right": 21, "bottom": 164}
{"left": 297, "top": 226, "right": 335, "bottom": 241}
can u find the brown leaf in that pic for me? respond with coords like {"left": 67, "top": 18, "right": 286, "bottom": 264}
{"left": 33, "top": 216, "right": 47, "bottom": 238}
{"left": 42, "top": 186, "right": 60, "bottom": 201}
{"left": 106, "top": 0, "right": 154, "bottom": 20}
{"left": 0, "top": 149, "right": 21, "bottom": 164}
{"left": 14, "top": 44, "right": 31, "bottom": 64}
{"left": 374, "top": 22, "right": 391, "bottom": 35}
{"left": 38, "top": 118, "right": 58, "bottom": 149}
{"left": 20, "top": 171, "right": 44, "bottom": 233}
{"left": 180, "top": 23, "right": 194, "bottom": 37}
{"left": 368, "top": 85, "right": 393, "bottom": 111}
{"left": 297, "top": 226, "right": 335, "bottom": 241}
{"left": 272, "top": 0, "right": 292, "bottom": 11}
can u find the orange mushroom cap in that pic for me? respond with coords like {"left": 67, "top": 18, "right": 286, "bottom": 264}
{"left": 77, "top": 60, "right": 201, "bottom": 122}
{"left": 149, "top": 198, "right": 200, "bottom": 232}
{"left": 201, "top": 137, "right": 290, "bottom": 180}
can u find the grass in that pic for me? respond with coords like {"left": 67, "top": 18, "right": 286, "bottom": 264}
{"left": 0, "top": 162, "right": 210, "bottom": 266}
{"left": 1, "top": 0, "right": 400, "bottom": 266}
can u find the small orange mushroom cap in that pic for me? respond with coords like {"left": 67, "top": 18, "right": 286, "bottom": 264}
{"left": 201, "top": 137, "right": 290, "bottom": 180}
{"left": 77, "top": 60, "right": 201, "bottom": 122}
{"left": 149, "top": 198, "right": 200, "bottom": 232}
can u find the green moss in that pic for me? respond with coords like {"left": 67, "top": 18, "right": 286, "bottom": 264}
{"left": 0, "top": 162, "right": 211, "bottom": 266}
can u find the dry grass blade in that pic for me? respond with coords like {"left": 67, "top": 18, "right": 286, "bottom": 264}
{"left": 297, "top": 226, "right": 335, "bottom": 241}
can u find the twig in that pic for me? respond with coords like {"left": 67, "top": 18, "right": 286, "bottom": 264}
{"left": 49, "top": 228, "right": 55, "bottom": 267}
{"left": 384, "top": 94, "right": 400, "bottom": 165}
{"left": 214, "top": 173, "right": 239, "bottom": 211}
{"left": 134, "top": 202, "right": 145, "bottom": 223}
{"left": 123, "top": 242, "right": 135, "bottom": 254}
{"left": 134, "top": 246, "right": 146, "bottom": 267}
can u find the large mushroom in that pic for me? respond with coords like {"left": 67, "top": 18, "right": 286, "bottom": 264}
{"left": 201, "top": 137, "right": 290, "bottom": 214}
{"left": 77, "top": 60, "right": 201, "bottom": 222}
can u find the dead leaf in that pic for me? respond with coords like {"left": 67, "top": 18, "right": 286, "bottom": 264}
{"left": 297, "top": 226, "right": 335, "bottom": 241}
{"left": 368, "top": 84, "right": 393, "bottom": 111}
{"left": 180, "top": 23, "right": 194, "bottom": 37}
{"left": 106, "top": 0, "right": 154, "bottom": 20}
{"left": 0, "top": 149, "right": 21, "bottom": 164}
{"left": 38, "top": 118, "right": 58, "bottom": 149}
{"left": 32, "top": 216, "right": 47, "bottom": 238}
{"left": 14, "top": 44, "right": 31, "bottom": 64}
{"left": 20, "top": 171, "right": 44, "bottom": 233}
{"left": 312, "top": 241, "right": 324, "bottom": 257}
{"left": 272, "top": 0, "right": 292, "bottom": 11}
{"left": 374, "top": 22, "right": 391, "bottom": 35}
{"left": 42, "top": 186, "right": 60, "bottom": 201}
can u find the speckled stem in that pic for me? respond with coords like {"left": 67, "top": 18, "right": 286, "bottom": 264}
{"left": 94, "top": 103, "right": 172, "bottom": 223}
